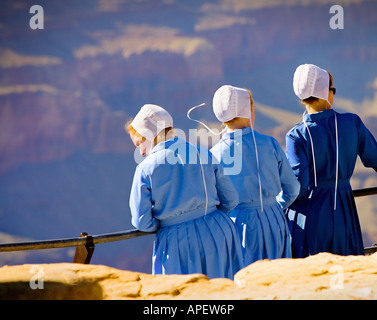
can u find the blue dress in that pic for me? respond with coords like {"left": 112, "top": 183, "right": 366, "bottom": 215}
{"left": 129, "top": 137, "right": 243, "bottom": 279}
{"left": 285, "top": 109, "right": 377, "bottom": 257}
{"left": 211, "top": 127, "right": 300, "bottom": 266}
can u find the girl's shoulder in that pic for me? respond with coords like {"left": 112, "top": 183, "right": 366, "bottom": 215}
{"left": 286, "top": 121, "right": 306, "bottom": 137}
{"left": 337, "top": 111, "right": 362, "bottom": 123}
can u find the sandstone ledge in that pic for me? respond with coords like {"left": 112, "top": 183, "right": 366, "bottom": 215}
{"left": 0, "top": 252, "right": 376, "bottom": 300}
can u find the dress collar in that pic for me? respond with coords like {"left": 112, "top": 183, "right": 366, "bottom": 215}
{"left": 221, "top": 126, "right": 252, "bottom": 140}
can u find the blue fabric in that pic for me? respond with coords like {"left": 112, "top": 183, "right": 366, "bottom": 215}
{"left": 129, "top": 137, "right": 243, "bottom": 279}
{"left": 211, "top": 127, "right": 299, "bottom": 266}
{"left": 285, "top": 109, "right": 377, "bottom": 257}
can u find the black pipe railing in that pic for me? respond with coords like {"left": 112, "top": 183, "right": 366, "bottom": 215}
{"left": 0, "top": 187, "right": 376, "bottom": 263}
{"left": 352, "top": 186, "right": 377, "bottom": 198}
{"left": 0, "top": 229, "right": 154, "bottom": 252}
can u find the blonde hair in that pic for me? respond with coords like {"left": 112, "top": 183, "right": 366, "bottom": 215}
{"left": 223, "top": 89, "right": 254, "bottom": 126}
{"left": 155, "top": 127, "right": 175, "bottom": 144}
{"left": 125, "top": 119, "right": 146, "bottom": 142}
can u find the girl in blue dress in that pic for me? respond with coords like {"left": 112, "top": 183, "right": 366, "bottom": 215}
{"left": 208, "top": 85, "right": 300, "bottom": 266}
{"left": 285, "top": 64, "right": 377, "bottom": 257}
{"left": 127, "top": 104, "right": 243, "bottom": 279}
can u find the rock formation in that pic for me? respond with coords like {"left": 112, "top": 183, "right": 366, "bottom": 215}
{"left": 1, "top": 252, "right": 376, "bottom": 300}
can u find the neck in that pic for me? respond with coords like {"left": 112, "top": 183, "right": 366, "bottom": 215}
{"left": 305, "top": 101, "right": 332, "bottom": 114}
{"left": 154, "top": 129, "right": 175, "bottom": 145}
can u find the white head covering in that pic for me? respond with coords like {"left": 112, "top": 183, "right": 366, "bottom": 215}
{"left": 130, "top": 104, "right": 173, "bottom": 142}
{"left": 293, "top": 64, "right": 330, "bottom": 101}
{"left": 212, "top": 85, "right": 251, "bottom": 122}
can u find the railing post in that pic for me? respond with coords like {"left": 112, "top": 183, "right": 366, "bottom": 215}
{"left": 73, "top": 232, "right": 95, "bottom": 264}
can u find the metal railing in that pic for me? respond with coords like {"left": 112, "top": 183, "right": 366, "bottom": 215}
{"left": 0, "top": 229, "right": 156, "bottom": 264}
{"left": 0, "top": 187, "right": 377, "bottom": 263}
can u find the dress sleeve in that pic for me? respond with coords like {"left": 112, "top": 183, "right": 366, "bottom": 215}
{"left": 356, "top": 115, "right": 377, "bottom": 169}
{"left": 129, "top": 165, "right": 159, "bottom": 232}
{"left": 285, "top": 132, "right": 310, "bottom": 200}
{"left": 272, "top": 139, "right": 300, "bottom": 209}
{"left": 214, "top": 163, "right": 239, "bottom": 213}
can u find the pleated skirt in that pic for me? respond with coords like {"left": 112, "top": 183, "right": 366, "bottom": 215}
{"left": 287, "top": 184, "right": 365, "bottom": 258}
{"left": 230, "top": 200, "right": 292, "bottom": 267}
{"left": 152, "top": 208, "right": 244, "bottom": 279}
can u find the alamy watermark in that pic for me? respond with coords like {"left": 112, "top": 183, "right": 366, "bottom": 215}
{"left": 330, "top": 5, "right": 344, "bottom": 30}
{"left": 329, "top": 265, "right": 344, "bottom": 290}
{"left": 29, "top": 265, "right": 44, "bottom": 290}
{"left": 29, "top": 4, "right": 344, "bottom": 31}
{"left": 132, "top": 124, "right": 243, "bottom": 176}
{"left": 29, "top": 5, "right": 44, "bottom": 30}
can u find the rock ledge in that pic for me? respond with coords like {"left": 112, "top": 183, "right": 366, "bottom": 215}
{"left": 1, "top": 252, "right": 376, "bottom": 300}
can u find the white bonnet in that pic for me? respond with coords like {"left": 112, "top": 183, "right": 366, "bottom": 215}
{"left": 130, "top": 104, "right": 173, "bottom": 142}
{"left": 293, "top": 64, "right": 330, "bottom": 100}
{"left": 213, "top": 85, "right": 252, "bottom": 123}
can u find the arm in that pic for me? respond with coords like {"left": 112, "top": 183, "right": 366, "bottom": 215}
{"left": 129, "top": 165, "right": 159, "bottom": 232}
{"left": 214, "top": 163, "right": 239, "bottom": 213}
{"left": 273, "top": 139, "right": 300, "bottom": 209}
{"left": 285, "top": 133, "right": 310, "bottom": 200}
{"left": 356, "top": 115, "right": 377, "bottom": 169}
